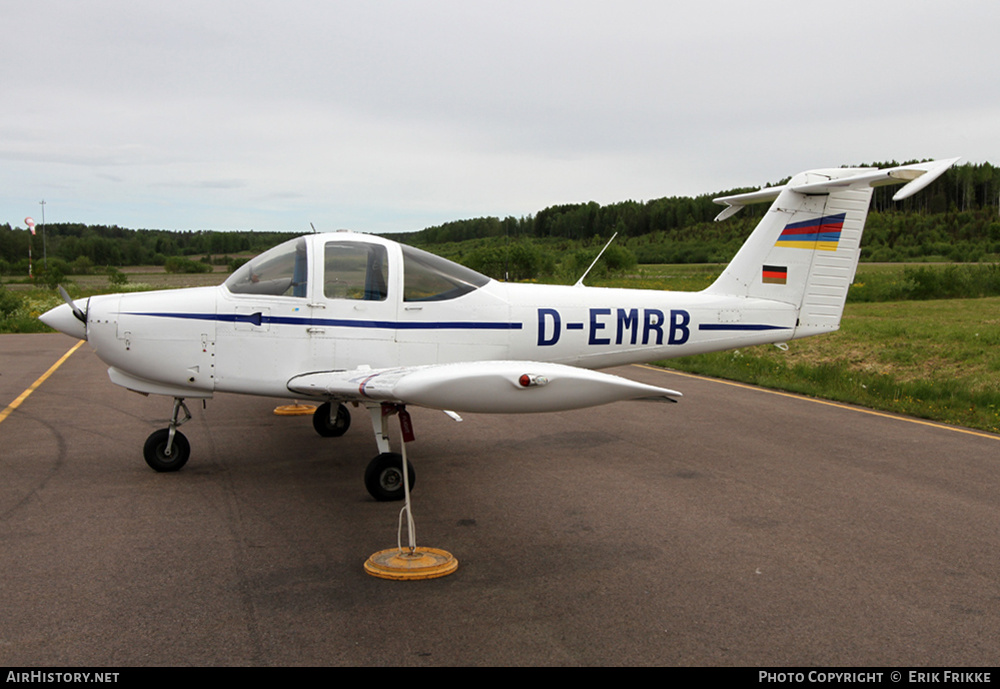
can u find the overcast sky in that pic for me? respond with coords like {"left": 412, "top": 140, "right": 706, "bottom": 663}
{"left": 3, "top": 1, "right": 998, "bottom": 234}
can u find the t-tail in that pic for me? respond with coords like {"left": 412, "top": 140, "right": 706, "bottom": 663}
{"left": 704, "top": 158, "right": 960, "bottom": 340}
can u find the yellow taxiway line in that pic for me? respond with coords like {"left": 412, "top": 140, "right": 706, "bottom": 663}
{"left": 0, "top": 340, "right": 85, "bottom": 426}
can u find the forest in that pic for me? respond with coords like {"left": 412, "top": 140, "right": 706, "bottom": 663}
{"left": 2, "top": 161, "right": 999, "bottom": 285}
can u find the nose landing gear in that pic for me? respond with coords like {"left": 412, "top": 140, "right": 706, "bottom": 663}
{"left": 143, "top": 398, "right": 191, "bottom": 472}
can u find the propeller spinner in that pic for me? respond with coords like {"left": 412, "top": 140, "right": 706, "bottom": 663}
{"left": 39, "top": 286, "right": 89, "bottom": 340}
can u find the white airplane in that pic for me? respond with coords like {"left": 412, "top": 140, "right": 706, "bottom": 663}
{"left": 41, "top": 158, "right": 958, "bottom": 501}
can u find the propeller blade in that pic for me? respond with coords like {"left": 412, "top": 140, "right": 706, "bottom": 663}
{"left": 57, "top": 284, "right": 87, "bottom": 324}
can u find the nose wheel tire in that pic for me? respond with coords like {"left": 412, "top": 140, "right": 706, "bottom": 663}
{"left": 143, "top": 429, "right": 191, "bottom": 472}
{"left": 364, "top": 452, "right": 415, "bottom": 501}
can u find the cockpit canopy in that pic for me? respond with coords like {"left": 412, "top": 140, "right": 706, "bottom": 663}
{"left": 224, "top": 235, "right": 490, "bottom": 302}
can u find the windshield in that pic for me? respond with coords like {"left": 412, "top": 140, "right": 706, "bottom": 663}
{"left": 225, "top": 236, "right": 309, "bottom": 297}
{"left": 401, "top": 244, "right": 490, "bottom": 302}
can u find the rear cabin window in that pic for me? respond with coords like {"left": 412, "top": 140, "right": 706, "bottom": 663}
{"left": 324, "top": 242, "right": 388, "bottom": 301}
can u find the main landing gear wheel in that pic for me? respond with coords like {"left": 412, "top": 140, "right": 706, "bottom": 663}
{"left": 143, "top": 429, "right": 191, "bottom": 472}
{"left": 364, "top": 452, "right": 415, "bottom": 502}
{"left": 313, "top": 402, "right": 351, "bottom": 437}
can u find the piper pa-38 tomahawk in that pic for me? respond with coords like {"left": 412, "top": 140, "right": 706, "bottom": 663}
{"left": 41, "top": 158, "right": 958, "bottom": 500}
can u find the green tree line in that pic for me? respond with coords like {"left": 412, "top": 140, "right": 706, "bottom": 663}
{"left": 3, "top": 162, "right": 1000, "bottom": 281}
{"left": 0, "top": 225, "right": 297, "bottom": 276}
{"left": 399, "top": 162, "right": 1000, "bottom": 262}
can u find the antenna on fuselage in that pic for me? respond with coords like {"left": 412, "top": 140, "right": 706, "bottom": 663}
{"left": 573, "top": 232, "right": 618, "bottom": 287}
{"left": 310, "top": 222, "right": 318, "bottom": 233}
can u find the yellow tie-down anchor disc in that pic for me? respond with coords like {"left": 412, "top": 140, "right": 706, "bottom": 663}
{"left": 365, "top": 547, "right": 458, "bottom": 580}
{"left": 273, "top": 403, "right": 317, "bottom": 416}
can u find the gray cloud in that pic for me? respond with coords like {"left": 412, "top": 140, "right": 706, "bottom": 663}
{"left": 2, "top": 0, "right": 997, "bottom": 232}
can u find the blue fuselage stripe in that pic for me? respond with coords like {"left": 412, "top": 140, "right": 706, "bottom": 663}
{"left": 125, "top": 312, "right": 524, "bottom": 331}
{"left": 698, "top": 324, "right": 789, "bottom": 331}
{"left": 125, "top": 312, "right": 787, "bottom": 335}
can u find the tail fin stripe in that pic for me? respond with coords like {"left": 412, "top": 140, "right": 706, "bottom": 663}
{"left": 781, "top": 213, "right": 847, "bottom": 232}
{"left": 776, "top": 213, "right": 846, "bottom": 251}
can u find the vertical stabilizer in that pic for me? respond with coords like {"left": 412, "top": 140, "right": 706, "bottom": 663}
{"left": 704, "top": 159, "right": 959, "bottom": 339}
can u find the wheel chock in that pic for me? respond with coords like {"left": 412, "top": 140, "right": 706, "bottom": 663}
{"left": 364, "top": 547, "right": 458, "bottom": 580}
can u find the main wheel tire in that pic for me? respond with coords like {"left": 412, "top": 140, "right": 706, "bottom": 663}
{"left": 143, "top": 428, "right": 191, "bottom": 472}
{"left": 312, "top": 402, "right": 351, "bottom": 437}
{"left": 364, "top": 452, "right": 415, "bottom": 501}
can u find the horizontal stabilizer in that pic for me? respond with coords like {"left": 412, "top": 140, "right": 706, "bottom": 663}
{"left": 288, "top": 361, "right": 681, "bottom": 414}
{"left": 713, "top": 158, "right": 960, "bottom": 220}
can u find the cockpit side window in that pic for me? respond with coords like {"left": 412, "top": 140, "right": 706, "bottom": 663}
{"left": 401, "top": 244, "right": 490, "bottom": 302}
{"left": 225, "top": 236, "right": 309, "bottom": 297}
{"left": 324, "top": 242, "right": 388, "bottom": 301}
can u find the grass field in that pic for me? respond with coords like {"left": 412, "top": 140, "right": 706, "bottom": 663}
{"left": 581, "top": 264, "right": 1000, "bottom": 433}
{"left": 661, "top": 298, "right": 1000, "bottom": 433}
{"left": 0, "top": 267, "right": 229, "bottom": 333}
{"left": 4, "top": 266, "right": 229, "bottom": 292}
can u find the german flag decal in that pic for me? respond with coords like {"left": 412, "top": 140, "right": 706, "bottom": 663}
{"left": 762, "top": 265, "right": 787, "bottom": 285}
{"left": 775, "top": 213, "right": 846, "bottom": 251}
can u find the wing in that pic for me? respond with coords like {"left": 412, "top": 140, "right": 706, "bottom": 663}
{"left": 287, "top": 360, "right": 681, "bottom": 414}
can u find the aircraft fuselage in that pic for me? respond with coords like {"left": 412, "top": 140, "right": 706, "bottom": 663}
{"left": 78, "top": 233, "right": 798, "bottom": 400}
